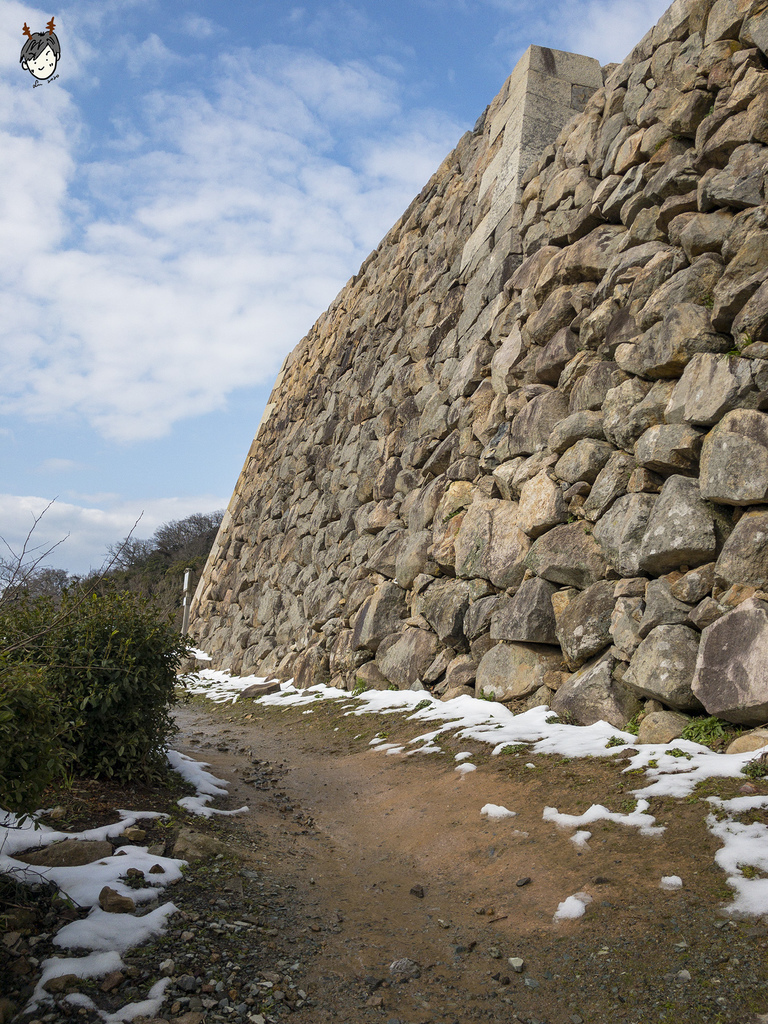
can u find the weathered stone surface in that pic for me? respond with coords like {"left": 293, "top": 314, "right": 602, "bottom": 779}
{"left": 517, "top": 471, "right": 568, "bottom": 537}
{"left": 16, "top": 840, "right": 113, "bottom": 868}
{"left": 692, "top": 599, "right": 768, "bottom": 725}
{"left": 637, "top": 710, "right": 691, "bottom": 744}
{"left": 524, "top": 523, "right": 608, "bottom": 589}
{"left": 420, "top": 579, "right": 472, "bottom": 646}
{"left": 395, "top": 530, "right": 435, "bottom": 588}
{"left": 638, "top": 578, "right": 692, "bottom": 637}
{"left": 548, "top": 410, "right": 606, "bottom": 454}
{"left": 583, "top": 451, "right": 635, "bottom": 522}
{"left": 726, "top": 728, "right": 768, "bottom": 755}
{"left": 240, "top": 679, "right": 281, "bottom": 699}
{"left": 475, "top": 642, "right": 564, "bottom": 702}
{"left": 594, "top": 492, "right": 657, "bottom": 576}
{"left": 715, "top": 511, "right": 768, "bottom": 589}
{"left": 351, "top": 582, "right": 408, "bottom": 652}
{"left": 508, "top": 390, "right": 570, "bottom": 456}
{"left": 491, "top": 577, "right": 559, "bottom": 644}
{"left": 535, "top": 328, "right": 578, "bottom": 384}
{"left": 293, "top": 645, "right": 330, "bottom": 689}
{"left": 634, "top": 423, "right": 703, "bottom": 476}
{"left": 637, "top": 476, "right": 719, "bottom": 574}
{"left": 623, "top": 624, "right": 703, "bottom": 711}
{"left": 618, "top": 303, "right": 731, "bottom": 379}
{"left": 554, "top": 439, "right": 614, "bottom": 484}
{"left": 665, "top": 353, "right": 754, "bottom": 426}
{"left": 551, "top": 652, "right": 641, "bottom": 728}
{"left": 376, "top": 628, "right": 440, "bottom": 688}
{"left": 700, "top": 409, "right": 768, "bottom": 504}
{"left": 454, "top": 498, "right": 531, "bottom": 589}
{"left": 554, "top": 580, "right": 616, "bottom": 666}
{"left": 610, "top": 595, "right": 645, "bottom": 658}
{"left": 173, "top": 827, "right": 233, "bottom": 861}
{"left": 670, "top": 562, "right": 715, "bottom": 603}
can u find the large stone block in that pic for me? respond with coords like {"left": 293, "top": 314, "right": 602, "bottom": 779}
{"left": 376, "top": 628, "right": 441, "bottom": 689}
{"left": 637, "top": 476, "right": 719, "bottom": 574}
{"left": 623, "top": 624, "right": 703, "bottom": 711}
{"left": 421, "top": 578, "right": 472, "bottom": 647}
{"left": 554, "top": 580, "right": 616, "bottom": 667}
{"left": 715, "top": 510, "right": 768, "bottom": 590}
{"left": 551, "top": 653, "right": 640, "bottom": 728}
{"left": 524, "top": 522, "right": 608, "bottom": 589}
{"left": 700, "top": 409, "right": 768, "bottom": 505}
{"left": 617, "top": 303, "right": 731, "bottom": 379}
{"left": 490, "top": 576, "right": 559, "bottom": 644}
{"left": 351, "top": 582, "right": 409, "bottom": 652}
{"left": 475, "top": 641, "right": 564, "bottom": 702}
{"left": 692, "top": 599, "right": 768, "bottom": 725}
{"left": 508, "top": 390, "right": 570, "bottom": 457}
{"left": 518, "top": 471, "right": 569, "bottom": 537}
{"left": 593, "top": 492, "right": 657, "bottom": 576}
{"left": 454, "top": 498, "right": 531, "bottom": 589}
{"left": 665, "top": 353, "right": 754, "bottom": 426}
{"left": 634, "top": 423, "right": 703, "bottom": 477}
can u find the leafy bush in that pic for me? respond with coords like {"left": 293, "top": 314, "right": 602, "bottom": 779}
{"left": 0, "top": 590, "right": 190, "bottom": 783}
{"left": 0, "top": 662, "right": 64, "bottom": 815}
{"left": 681, "top": 715, "right": 728, "bottom": 747}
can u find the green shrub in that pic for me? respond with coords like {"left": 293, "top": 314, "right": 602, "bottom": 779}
{"left": 0, "top": 663, "right": 65, "bottom": 815}
{"left": 0, "top": 590, "right": 190, "bottom": 783}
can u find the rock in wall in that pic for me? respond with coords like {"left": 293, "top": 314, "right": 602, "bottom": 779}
{"left": 191, "top": 0, "right": 768, "bottom": 733}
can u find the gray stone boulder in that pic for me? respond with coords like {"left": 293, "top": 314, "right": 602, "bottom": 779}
{"left": 692, "top": 599, "right": 768, "bottom": 725}
{"left": 475, "top": 641, "right": 564, "bottom": 702}
{"left": 715, "top": 511, "right": 768, "bottom": 590}
{"left": 638, "top": 578, "right": 693, "bottom": 638}
{"left": 555, "top": 439, "right": 614, "bottom": 484}
{"left": 490, "top": 577, "right": 558, "bottom": 644}
{"left": 637, "top": 711, "right": 691, "bottom": 745}
{"left": 376, "top": 628, "right": 441, "bottom": 689}
{"left": 623, "top": 624, "right": 704, "bottom": 711}
{"left": 395, "top": 530, "right": 436, "bottom": 589}
{"left": 551, "top": 653, "right": 641, "bottom": 728}
{"left": 665, "top": 353, "right": 754, "bottom": 427}
{"left": 454, "top": 498, "right": 531, "bottom": 589}
{"left": 610, "top": 596, "right": 645, "bottom": 659}
{"left": 617, "top": 302, "right": 731, "bottom": 379}
{"left": 421, "top": 579, "right": 472, "bottom": 647}
{"left": 16, "top": 839, "right": 114, "bottom": 868}
{"left": 700, "top": 409, "right": 768, "bottom": 505}
{"left": 602, "top": 378, "right": 654, "bottom": 450}
{"left": 351, "top": 582, "right": 408, "bottom": 652}
{"left": 726, "top": 728, "right": 768, "bottom": 755}
{"left": 548, "top": 410, "right": 606, "bottom": 454}
{"left": 670, "top": 562, "right": 715, "bottom": 604}
{"left": 554, "top": 580, "right": 616, "bottom": 667}
{"left": 583, "top": 452, "right": 635, "bottom": 522}
{"left": 518, "top": 471, "right": 569, "bottom": 537}
{"left": 524, "top": 522, "right": 608, "bottom": 589}
{"left": 634, "top": 424, "right": 703, "bottom": 477}
{"left": 535, "top": 327, "right": 578, "bottom": 384}
{"left": 293, "top": 645, "right": 330, "bottom": 689}
{"left": 508, "top": 390, "right": 570, "bottom": 456}
{"left": 637, "top": 476, "right": 720, "bottom": 574}
{"left": 594, "top": 492, "right": 657, "bottom": 576}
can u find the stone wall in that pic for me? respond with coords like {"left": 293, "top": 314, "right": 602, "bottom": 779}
{"left": 191, "top": 0, "right": 768, "bottom": 738}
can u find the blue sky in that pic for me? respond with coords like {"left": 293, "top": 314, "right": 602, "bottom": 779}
{"left": 0, "top": 0, "right": 671, "bottom": 575}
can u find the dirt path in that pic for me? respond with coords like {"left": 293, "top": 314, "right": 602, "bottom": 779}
{"left": 173, "top": 694, "right": 768, "bottom": 1024}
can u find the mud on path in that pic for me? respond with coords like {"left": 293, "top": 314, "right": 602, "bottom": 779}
{"left": 174, "top": 695, "right": 768, "bottom": 1024}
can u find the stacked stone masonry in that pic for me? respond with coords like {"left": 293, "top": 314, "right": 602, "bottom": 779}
{"left": 191, "top": 0, "right": 768, "bottom": 736}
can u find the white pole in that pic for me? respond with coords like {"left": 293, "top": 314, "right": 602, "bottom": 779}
{"left": 181, "top": 568, "right": 192, "bottom": 635}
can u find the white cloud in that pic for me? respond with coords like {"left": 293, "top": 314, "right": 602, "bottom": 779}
{"left": 182, "top": 15, "right": 218, "bottom": 40}
{"left": 0, "top": 32, "right": 464, "bottom": 442}
{"left": 0, "top": 492, "right": 228, "bottom": 575}
{"left": 556, "top": 0, "right": 671, "bottom": 64}
{"left": 36, "top": 458, "right": 84, "bottom": 473}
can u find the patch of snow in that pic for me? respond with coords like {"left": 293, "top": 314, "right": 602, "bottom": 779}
{"left": 167, "top": 749, "right": 248, "bottom": 818}
{"left": 455, "top": 751, "right": 474, "bottom": 760}
{"left": 54, "top": 902, "right": 179, "bottom": 953}
{"left": 455, "top": 763, "right": 476, "bottom": 774}
{"left": 553, "top": 891, "right": 593, "bottom": 921}
{"left": 480, "top": 804, "right": 516, "bottom": 819}
{"left": 543, "top": 798, "right": 663, "bottom": 837}
{"left": 571, "top": 830, "right": 591, "bottom": 848}
{"left": 660, "top": 875, "right": 683, "bottom": 890}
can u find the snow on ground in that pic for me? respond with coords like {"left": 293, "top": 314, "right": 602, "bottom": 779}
{"left": 553, "top": 891, "right": 593, "bottom": 921}
{"left": 0, "top": 743, "right": 246, "bottom": 1019}
{"left": 481, "top": 804, "right": 516, "bottom": 819}
{"left": 184, "top": 667, "right": 768, "bottom": 918}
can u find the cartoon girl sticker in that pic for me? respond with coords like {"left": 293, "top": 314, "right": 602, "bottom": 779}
{"left": 20, "top": 18, "right": 60, "bottom": 84}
